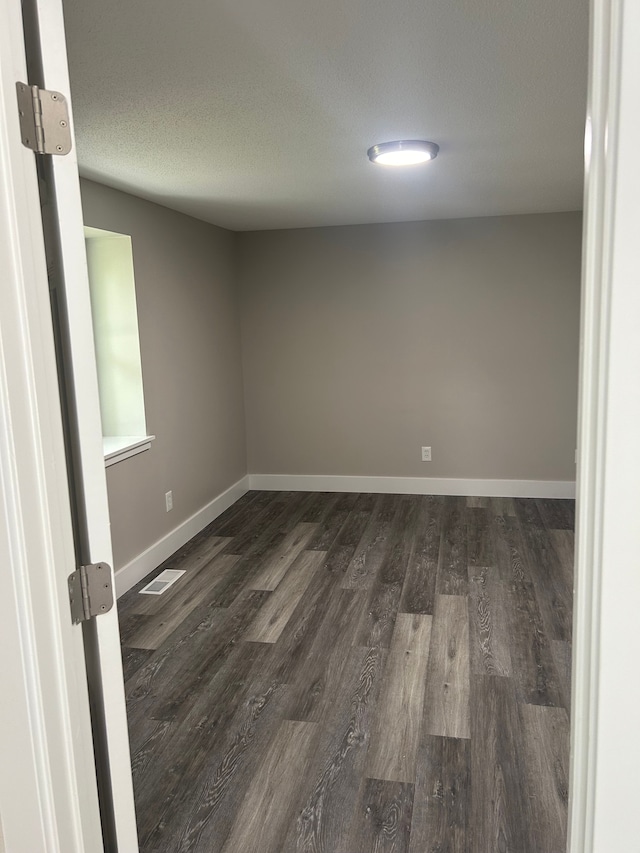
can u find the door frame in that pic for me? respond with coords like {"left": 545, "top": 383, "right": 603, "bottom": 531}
{"left": 1, "top": 0, "right": 639, "bottom": 850}
{"left": 568, "top": 0, "right": 640, "bottom": 849}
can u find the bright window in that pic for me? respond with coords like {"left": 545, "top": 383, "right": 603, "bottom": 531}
{"left": 84, "top": 226, "right": 154, "bottom": 466}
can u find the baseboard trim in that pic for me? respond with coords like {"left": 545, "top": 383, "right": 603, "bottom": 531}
{"left": 248, "top": 474, "right": 576, "bottom": 500}
{"left": 115, "top": 472, "right": 575, "bottom": 597}
{"left": 114, "top": 475, "right": 250, "bottom": 598}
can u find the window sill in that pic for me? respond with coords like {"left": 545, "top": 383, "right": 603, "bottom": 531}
{"left": 103, "top": 435, "right": 155, "bottom": 467}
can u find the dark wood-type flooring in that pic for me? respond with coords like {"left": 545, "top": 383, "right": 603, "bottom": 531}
{"left": 118, "top": 490, "right": 573, "bottom": 853}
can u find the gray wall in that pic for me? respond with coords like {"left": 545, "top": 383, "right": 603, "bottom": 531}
{"left": 79, "top": 191, "right": 579, "bottom": 570}
{"left": 238, "top": 212, "right": 581, "bottom": 481}
{"left": 81, "top": 179, "right": 247, "bottom": 570}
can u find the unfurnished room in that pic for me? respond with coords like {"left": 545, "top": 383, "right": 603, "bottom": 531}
{"left": 4, "top": 0, "right": 607, "bottom": 850}
{"left": 70, "top": 0, "right": 584, "bottom": 850}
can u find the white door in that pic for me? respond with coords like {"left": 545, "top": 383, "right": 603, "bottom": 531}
{"left": 0, "top": 0, "right": 138, "bottom": 849}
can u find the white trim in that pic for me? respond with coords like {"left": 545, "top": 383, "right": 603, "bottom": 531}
{"left": 0, "top": 0, "right": 103, "bottom": 847}
{"left": 114, "top": 471, "right": 574, "bottom": 600}
{"left": 115, "top": 475, "right": 250, "bottom": 596}
{"left": 567, "top": 1, "right": 613, "bottom": 848}
{"left": 248, "top": 473, "right": 575, "bottom": 499}
{"left": 103, "top": 434, "right": 155, "bottom": 467}
{"left": 32, "top": 0, "right": 140, "bottom": 842}
{"left": 569, "top": 1, "right": 640, "bottom": 851}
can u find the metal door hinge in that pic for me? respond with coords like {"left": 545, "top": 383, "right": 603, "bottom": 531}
{"left": 16, "top": 82, "right": 72, "bottom": 155}
{"left": 68, "top": 562, "right": 114, "bottom": 625}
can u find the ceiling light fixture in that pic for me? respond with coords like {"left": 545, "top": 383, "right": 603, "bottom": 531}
{"left": 367, "top": 139, "right": 439, "bottom": 166}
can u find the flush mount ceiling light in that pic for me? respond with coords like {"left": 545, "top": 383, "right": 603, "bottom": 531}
{"left": 367, "top": 139, "right": 439, "bottom": 166}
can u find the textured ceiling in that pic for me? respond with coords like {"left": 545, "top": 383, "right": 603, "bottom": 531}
{"left": 62, "top": 0, "right": 588, "bottom": 231}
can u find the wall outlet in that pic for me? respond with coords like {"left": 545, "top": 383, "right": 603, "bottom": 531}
{"left": 421, "top": 446, "right": 432, "bottom": 462}
{"left": 165, "top": 490, "right": 173, "bottom": 512}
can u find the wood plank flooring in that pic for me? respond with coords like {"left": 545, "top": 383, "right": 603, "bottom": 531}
{"left": 119, "top": 491, "right": 573, "bottom": 853}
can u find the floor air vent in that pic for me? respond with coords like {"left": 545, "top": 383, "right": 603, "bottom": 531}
{"left": 139, "top": 568, "right": 186, "bottom": 595}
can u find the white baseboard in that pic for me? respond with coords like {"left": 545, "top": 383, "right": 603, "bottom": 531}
{"left": 248, "top": 473, "right": 576, "bottom": 499}
{"left": 115, "top": 472, "right": 575, "bottom": 597}
{"left": 114, "top": 475, "right": 250, "bottom": 597}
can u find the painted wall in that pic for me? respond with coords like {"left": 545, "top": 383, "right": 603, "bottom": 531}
{"left": 238, "top": 212, "right": 581, "bottom": 482}
{"left": 80, "top": 179, "right": 247, "bottom": 570}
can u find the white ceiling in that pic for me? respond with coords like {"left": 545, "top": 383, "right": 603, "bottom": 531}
{"left": 62, "top": 0, "right": 588, "bottom": 232}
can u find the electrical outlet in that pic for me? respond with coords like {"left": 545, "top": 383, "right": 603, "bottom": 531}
{"left": 165, "top": 490, "right": 173, "bottom": 512}
{"left": 421, "top": 446, "right": 432, "bottom": 462}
